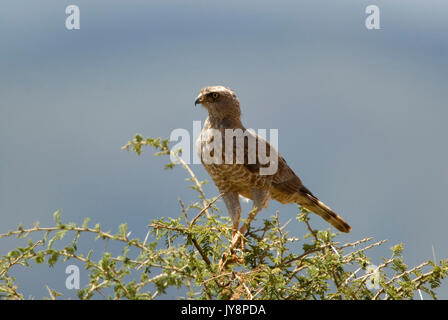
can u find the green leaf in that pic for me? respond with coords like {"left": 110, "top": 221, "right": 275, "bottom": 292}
{"left": 53, "top": 209, "right": 62, "bottom": 225}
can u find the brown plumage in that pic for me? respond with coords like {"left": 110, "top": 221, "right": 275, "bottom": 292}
{"left": 195, "top": 86, "right": 351, "bottom": 233}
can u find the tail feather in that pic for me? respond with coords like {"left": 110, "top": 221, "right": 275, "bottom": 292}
{"left": 296, "top": 189, "right": 351, "bottom": 233}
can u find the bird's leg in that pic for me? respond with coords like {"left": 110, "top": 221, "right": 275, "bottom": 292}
{"left": 222, "top": 191, "right": 242, "bottom": 248}
{"left": 232, "top": 220, "right": 239, "bottom": 239}
{"left": 237, "top": 206, "right": 260, "bottom": 252}
{"left": 239, "top": 188, "right": 270, "bottom": 236}
{"left": 216, "top": 191, "right": 250, "bottom": 271}
{"left": 220, "top": 190, "right": 270, "bottom": 270}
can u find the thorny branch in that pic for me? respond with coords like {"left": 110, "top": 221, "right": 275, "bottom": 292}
{"left": 0, "top": 134, "right": 446, "bottom": 300}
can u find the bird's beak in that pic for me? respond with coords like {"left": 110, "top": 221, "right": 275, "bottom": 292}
{"left": 194, "top": 94, "right": 203, "bottom": 106}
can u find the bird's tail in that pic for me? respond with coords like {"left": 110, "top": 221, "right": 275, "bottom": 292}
{"left": 296, "top": 189, "right": 351, "bottom": 233}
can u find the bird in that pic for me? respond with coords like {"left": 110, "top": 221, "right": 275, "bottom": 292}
{"left": 194, "top": 85, "right": 351, "bottom": 236}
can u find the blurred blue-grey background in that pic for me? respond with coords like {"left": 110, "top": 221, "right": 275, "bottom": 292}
{"left": 1, "top": 0, "right": 447, "bottom": 299}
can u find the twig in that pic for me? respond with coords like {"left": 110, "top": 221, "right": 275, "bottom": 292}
{"left": 342, "top": 239, "right": 388, "bottom": 262}
{"left": 372, "top": 261, "right": 431, "bottom": 300}
{"left": 304, "top": 218, "right": 319, "bottom": 243}
{"left": 234, "top": 272, "right": 253, "bottom": 300}
{"left": 340, "top": 237, "right": 374, "bottom": 249}
{"left": 0, "top": 226, "right": 150, "bottom": 252}
{"left": 191, "top": 193, "right": 223, "bottom": 226}
{"left": 172, "top": 151, "right": 212, "bottom": 218}
{"left": 179, "top": 199, "right": 190, "bottom": 227}
{"left": 46, "top": 285, "right": 56, "bottom": 300}
{"left": 191, "top": 237, "right": 211, "bottom": 266}
{"left": 0, "top": 240, "right": 42, "bottom": 277}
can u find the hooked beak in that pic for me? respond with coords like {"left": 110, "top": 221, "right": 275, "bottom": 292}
{"left": 194, "top": 94, "right": 203, "bottom": 106}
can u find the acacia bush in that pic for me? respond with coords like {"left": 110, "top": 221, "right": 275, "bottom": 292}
{"left": 0, "top": 134, "right": 447, "bottom": 300}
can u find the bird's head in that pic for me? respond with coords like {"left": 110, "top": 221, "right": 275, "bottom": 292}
{"left": 194, "top": 86, "right": 241, "bottom": 120}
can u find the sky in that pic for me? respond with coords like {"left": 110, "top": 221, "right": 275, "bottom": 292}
{"left": 0, "top": 0, "right": 447, "bottom": 299}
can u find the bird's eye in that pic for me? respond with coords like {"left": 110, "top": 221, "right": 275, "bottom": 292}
{"left": 211, "top": 92, "right": 219, "bottom": 99}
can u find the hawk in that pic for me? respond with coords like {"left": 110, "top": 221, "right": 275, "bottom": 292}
{"left": 194, "top": 86, "right": 351, "bottom": 234}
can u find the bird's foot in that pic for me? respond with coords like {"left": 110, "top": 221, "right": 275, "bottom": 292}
{"left": 218, "top": 250, "right": 244, "bottom": 271}
{"left": 231, "top": 230, "right": 246, "bottom": 252}
{"left": 218, "top": 231, "right": 246, "bottom": 271}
